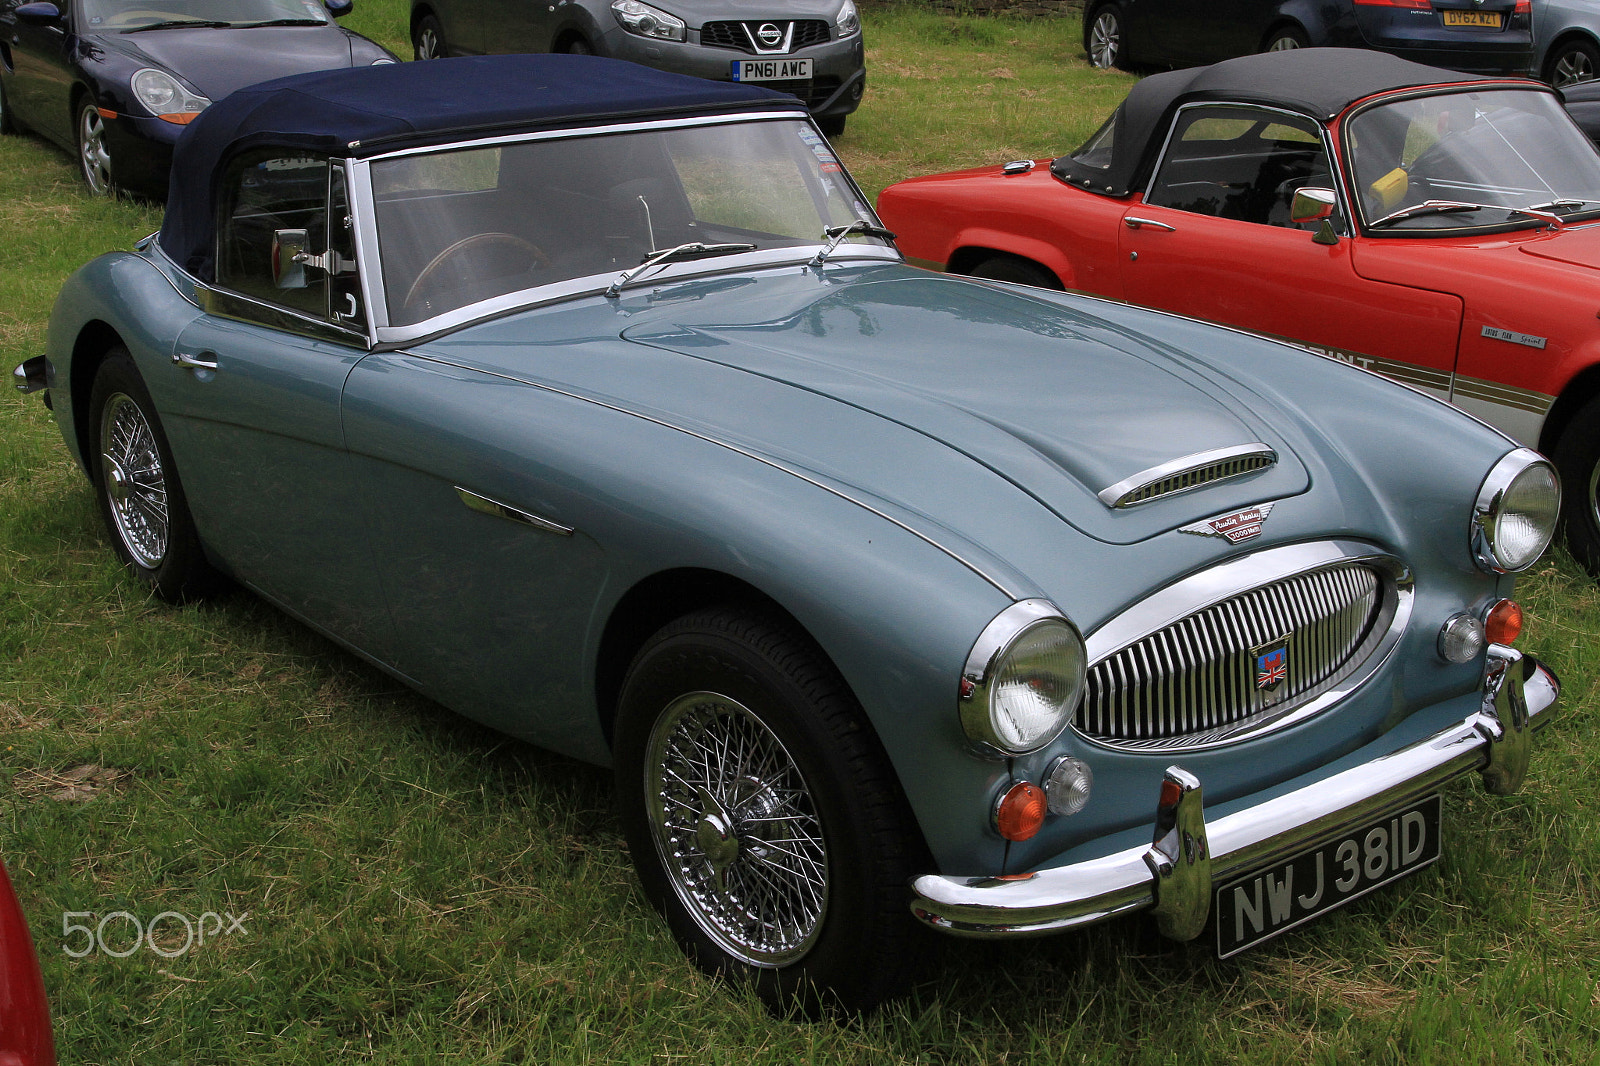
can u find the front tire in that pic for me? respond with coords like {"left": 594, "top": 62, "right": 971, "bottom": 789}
{"left": 815, "top": 114, "right": 846, "bottom": 137}
{"left": 76, "top": 98, "right": 114, "bottom": 196}
{"left": 1546, "top": 38, "right": 1600, "bottom": 87}
{"left": 1085, "top": 3, "right": 1125, "bottom": 70}
{"left": 413, "top": 13, "right": 447, "bottom": 60}
{"left": 89, "top": 351, "right": 216, "bottom": 602}
{"left": 614, "top": 607, "right": 919, "bottom": 1014}
{"left": 0, "top": 76, "right": 17, "bottom": 135}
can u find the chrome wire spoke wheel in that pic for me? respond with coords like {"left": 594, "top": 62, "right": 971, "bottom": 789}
{"left": 1089, "top": 10, "right": 1120, "bottom": 68}
{"left": 78, "top": 104, "right": 113, "bottom": 195}
{"left": 99, "top": 392, "right": 168, "bottom": 569}
{"left": 644, "top": 691, "right": 829, "bottom": 968}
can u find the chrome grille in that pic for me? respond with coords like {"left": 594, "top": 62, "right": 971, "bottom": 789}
{"left": 1080, "top": 561, "right": 1389, "bottom": 749}
{"left": 702, "top": 20, "right": 831, "bottom": 53}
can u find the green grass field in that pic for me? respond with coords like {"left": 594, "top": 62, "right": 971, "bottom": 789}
{"left": 2, "top": 4, "right": 1598, "bottom": 1062}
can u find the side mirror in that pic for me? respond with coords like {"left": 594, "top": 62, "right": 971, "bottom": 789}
{"left": 271, "top": 228, "right": 309, "bottom": 289}
{"left": 324, "top": 0, "right": 353, "bottom": 16}
{"left": 14, "top": 2, "right": 62, "bottom": 25}
{"left": 1290, "top": 187, "right": 1341, "bottom": 247}
{"left": 1290, "top": 187, "right": 1337, "bottom": 225}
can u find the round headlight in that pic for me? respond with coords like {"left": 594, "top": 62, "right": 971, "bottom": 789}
{"left": 1472, "top": 449, "right": 1560, "bottom": 573}
{"left": 960, "top": 600, "right": 1086, "bottom": 755}
{"left": 131, "top": 69, "right": 210, "bottom": 120}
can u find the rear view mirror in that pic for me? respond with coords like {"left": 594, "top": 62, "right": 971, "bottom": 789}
{"left": 272, "top": 228, "right": 308, "bottom": 289}
{"left": 325, "top": 0, "right": 353, "bottom": 15}
{"left": 1290, "top": 187, "right": 1337, "bottom": 225}
{"left": 14, "top": 2, "right": 62, "bottom": 25}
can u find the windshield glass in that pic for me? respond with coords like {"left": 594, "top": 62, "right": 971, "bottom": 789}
{"left": 1346, "top": 89, "right": 1600, "bottom": 231}
{"left": 82, "top": 0, "right": 329, "bottom": 30}
{"left": 370, "top": 119, "right": 884, "bottom": 327}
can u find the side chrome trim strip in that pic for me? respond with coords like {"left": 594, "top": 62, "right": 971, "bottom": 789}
{"left": 454, "top": 486, "right": 574, "bottom": 536}
{"left": 403, "top": 353, "right": 1024, "bottom": 598}
{"left": 910, "top": 648, "right": 1558, "bottom": 938}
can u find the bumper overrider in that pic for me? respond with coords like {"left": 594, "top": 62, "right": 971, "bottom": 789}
{"left": 912, "top": 645, "right": 1558, "bottom": 940}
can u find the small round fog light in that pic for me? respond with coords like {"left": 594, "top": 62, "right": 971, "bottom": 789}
{"left": 1486, "top": 598, "right": 1523, "bottom": 645}
{"left": 1043, "top": 755, "right": 1093, "bottom": 816}
{"left": 994, "top": 781, "right": 1047, "bottom": 841}
{"left": 1438, "top": 612, "right": 1486, "bottom": 663}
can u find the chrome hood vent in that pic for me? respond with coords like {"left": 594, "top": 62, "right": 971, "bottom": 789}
{"left": 1098, "top": 444, "right": 1278, "bottom": 509}
{"left": 1079, "top": 542, "right": 1411, "bottom": 752}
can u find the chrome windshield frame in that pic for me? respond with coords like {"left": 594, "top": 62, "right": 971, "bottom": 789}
{"left": 346, "top": 110, "right": 900, "bottom": 345}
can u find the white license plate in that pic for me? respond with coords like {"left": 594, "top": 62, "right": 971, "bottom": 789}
{"left": 731, "top": 58, "right": 814, "bottom": 82}
{"left": 1216, "top": 794, "right": 1442, "bottom": 958}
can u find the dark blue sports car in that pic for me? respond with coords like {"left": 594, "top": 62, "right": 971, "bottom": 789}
{"left": 0, "top": 0, "right": 395, "bottom": 197}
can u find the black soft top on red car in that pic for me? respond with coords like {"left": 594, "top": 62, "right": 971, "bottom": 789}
{"left": 1052, "top": 48, "right": 1512, "bottom": 198}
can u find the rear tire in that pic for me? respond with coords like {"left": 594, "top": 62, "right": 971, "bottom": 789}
{"left": 1546, "top": 37, "right": 1600, "bottom": 87}
{"left": 413, "top": 13, "right": 447, "bottom": 60}
{"left": 815, "top": 114, "right": 846, "bottom": 138}
{"left": 968, "top": 254, "right": 1062, "bottom": 290}
{"left": 614, "top": 606, "right": 920, "bottom": 1015}
{"left": 1263, "top": 25, "right": 1309, "bottom": 51}
{"left": 1085, "top": 3, "right": 1125, "bottom": 70}
{"left": 89, "top": 350, "right": 217, "bottom": 602}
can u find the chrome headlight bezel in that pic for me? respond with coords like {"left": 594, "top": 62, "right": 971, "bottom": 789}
{"left": 610, "top": 0, "right": 687, "bottom": 42}
{"left": 1471, "top": 448, "right": 1560, "bottom": 574}
{"left": 130, "top": 68, "right": 210, "bottom": 120}
{"left": 960, "top": 599, "right": 1087, "bottom": 757}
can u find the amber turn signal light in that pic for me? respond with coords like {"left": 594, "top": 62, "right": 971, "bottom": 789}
{"left": 1486, "top": 598, "right": 1523, "bottom": 645}
{"left": 995, "top": 781, "right": 1047, "bottom": 841}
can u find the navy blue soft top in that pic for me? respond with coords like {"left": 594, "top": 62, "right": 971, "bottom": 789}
{"left": 160, "top": 53, "right": 796, "bottom": 277}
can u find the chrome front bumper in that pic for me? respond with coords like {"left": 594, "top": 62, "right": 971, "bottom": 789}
{"left": 911, "top": 645, "right": 1558, "bottom": 940}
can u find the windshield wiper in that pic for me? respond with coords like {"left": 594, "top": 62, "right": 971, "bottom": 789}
{"left": 604, "top": 242, "right": 755, "bottom": 298}
{"left": 237, "top": 18, "right": 326, "bottom": 26}
{"left": 808, "top": 219, "right": 896, "bottom": 268}
{"left": 124, "top": 18, "right": 231, "bottom": 31}
{"left": 1528, "top": 198, "right": 1600, "bottom": 214}
{"left": 1369, "top": 199, "right": 1564, "bottom": 230}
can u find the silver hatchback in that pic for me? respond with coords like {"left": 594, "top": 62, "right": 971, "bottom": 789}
{"left": 409, "top": 0, "right": 865, "bottom": 134}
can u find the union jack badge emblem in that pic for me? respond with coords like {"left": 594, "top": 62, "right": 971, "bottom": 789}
{"left": 1253, "top": 636, "right": 1290, "bottom": 692}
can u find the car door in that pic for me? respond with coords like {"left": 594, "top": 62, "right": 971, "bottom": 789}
{"left": 160, "top": 152, "right": 395, "bottom": 655}
{"left": 4, "top": 0, "right": 74, "bottom": 140}
{"left": 1118, "top": 103, "right": 1463, "bottom": 401}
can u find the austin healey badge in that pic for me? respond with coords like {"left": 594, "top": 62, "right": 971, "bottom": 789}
{"left": 1178, "top": 501, "right": 1276, "bottom": 543}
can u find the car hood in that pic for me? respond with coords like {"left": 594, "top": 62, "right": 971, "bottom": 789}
{"left": 665, "top": 0, "right": 847, "bottom": 22}
{"left": 97, "top": 26, "right": 362, "bottom": 99}
{"left": 1515, "top": 223, "right": 1600, "bottom": 268}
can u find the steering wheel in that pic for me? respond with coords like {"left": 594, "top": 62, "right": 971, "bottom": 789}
{"left": 402, "top": 232, "right": 549, "bottom": 315}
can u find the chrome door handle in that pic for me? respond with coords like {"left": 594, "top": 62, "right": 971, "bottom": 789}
{"left": 1124, "top": 216, "right": 1177, "bottom": 232}
{"left": 172, "top": 350, "right": 219, "bottom": 371}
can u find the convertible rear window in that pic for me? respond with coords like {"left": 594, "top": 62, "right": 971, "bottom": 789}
{"left": 370, "top": 119, "right": 882, "bottom": 327}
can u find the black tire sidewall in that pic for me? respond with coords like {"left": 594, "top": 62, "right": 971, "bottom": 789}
{"left": 88, "top": 351, "right": 213, "bottom": 602}
{"left": 613, "top": 609, "right": 915, "bottom": 1014}
{"left": 1553, "top": 399, "right": 1600, "bottom": 576}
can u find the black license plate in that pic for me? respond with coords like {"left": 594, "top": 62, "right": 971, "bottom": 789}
{"left": 1216, "top": 794, "right": 1442, "bottom": 958}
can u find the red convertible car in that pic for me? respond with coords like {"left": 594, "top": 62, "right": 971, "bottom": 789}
{"left": 879, "top": 49, "right": 1600, "bottom": 575}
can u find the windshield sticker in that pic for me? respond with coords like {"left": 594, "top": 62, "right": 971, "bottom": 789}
{"left": 797, "top": 127, "right": 842, "bottom": 173}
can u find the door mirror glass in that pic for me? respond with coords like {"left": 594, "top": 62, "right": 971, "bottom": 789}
{"left": 1290, "top": 187, "right": 1337, "bottom": 224}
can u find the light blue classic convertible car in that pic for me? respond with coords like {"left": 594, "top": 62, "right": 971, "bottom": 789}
{"left": 14, "top": 55, "right": 1562, "bottom": 1012}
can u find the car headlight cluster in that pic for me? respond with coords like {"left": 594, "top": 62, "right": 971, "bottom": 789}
{"left": 836, "top": 0, "right": 860, "bottom": 38}
{"left": 611, "top": 0, "right": 686, "bottom": 42}
{"left": 1471, "top": 448, "right": 1560, "bottom": 573}
{"left": 960, "top": 600, "right": 1086, "bottom": 755}
{"left": 131, "top": 69, "right": 210, "bottom": 123}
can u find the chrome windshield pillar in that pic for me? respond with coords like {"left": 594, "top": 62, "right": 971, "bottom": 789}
{"left": 1144, "top": 766, "right": 1211, "bottom": 941}
{"left": 1476, "top": 644, "right": 1531, "bottom": 796}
